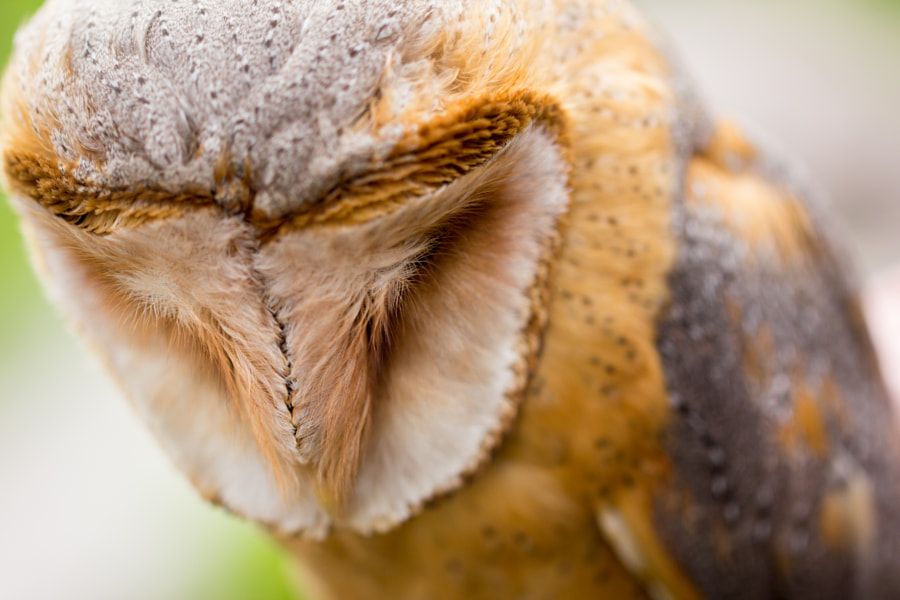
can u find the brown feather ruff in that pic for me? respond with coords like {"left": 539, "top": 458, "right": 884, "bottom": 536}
{"left": 264, "top": 93, "right": 566, "bottom": 234}
{"left": 2, "top": 151, "right": 216, "bottom": 234}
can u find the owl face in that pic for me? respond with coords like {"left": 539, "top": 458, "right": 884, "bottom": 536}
{"left": 1, "top": 0, "right": 590, "bottom": 536}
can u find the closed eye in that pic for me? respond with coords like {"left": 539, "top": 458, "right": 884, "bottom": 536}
{"left": 3, "top": 150, "right": 216, "bottom": 235}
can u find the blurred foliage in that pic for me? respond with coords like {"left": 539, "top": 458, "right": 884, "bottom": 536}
{"left": 0, "top": 1, "right": 45, "bottom": 346}
{"left": 186, "top": 524, "right": 301, "bottom": 600}
{"left": 0, "top": 196, "right": 42, "bottom": 346}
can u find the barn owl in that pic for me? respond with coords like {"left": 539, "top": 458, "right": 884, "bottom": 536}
{"left": 3, "top": 0, "right": 900, "bottom": 598}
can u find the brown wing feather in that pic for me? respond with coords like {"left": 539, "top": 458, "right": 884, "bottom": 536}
{"left": 651, "top": 122, "right": 900, "bottom": 600}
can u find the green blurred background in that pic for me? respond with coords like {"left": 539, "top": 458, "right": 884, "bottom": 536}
{"left": 1, "top": 1, "right": 898, "bottom": 599}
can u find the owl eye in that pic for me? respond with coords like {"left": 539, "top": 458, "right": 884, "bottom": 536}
{"left": 33, "top": 199, "right": 140, "bottom": 234}
{"left": 2, "top": 151, "right": 216, "bottom": 234}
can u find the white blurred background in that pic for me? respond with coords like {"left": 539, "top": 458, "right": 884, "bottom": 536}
{"left": 1, "top": 1, "right": 898, "bottom": 599}
{"left": 640, "top": 0, "right": 900, "bottom": 273}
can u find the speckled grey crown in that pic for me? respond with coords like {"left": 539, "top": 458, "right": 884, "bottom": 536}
{"left": 11, "top": 0, "right": 442, "bottom": 220}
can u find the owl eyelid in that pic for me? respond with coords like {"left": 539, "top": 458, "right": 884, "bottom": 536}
{"left": 2, "top": 150, "right": 217, "bottom": 235}
{"left": 256, "top": 93, "right": 568, "bottom": 236}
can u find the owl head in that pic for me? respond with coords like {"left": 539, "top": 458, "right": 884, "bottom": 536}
{"left": 1, "top": 0, "right": 678, "bottom": 537}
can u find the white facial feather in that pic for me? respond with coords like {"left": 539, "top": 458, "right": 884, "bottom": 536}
{"left": 11, "top": 121, "right": 569, "bottom": 535}
{"left": 3, "top": 0, "right": 577, "bottom": 537}
{"left": 261, "top": 127, "right": 570, "bottom": 532}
